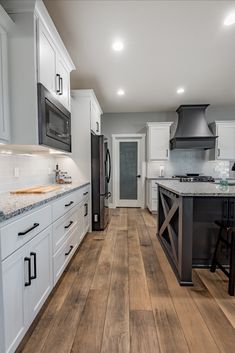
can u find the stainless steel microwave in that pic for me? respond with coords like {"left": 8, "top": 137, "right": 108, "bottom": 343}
{"left": 37, "top": 83, "right": 71, "bottom": 152}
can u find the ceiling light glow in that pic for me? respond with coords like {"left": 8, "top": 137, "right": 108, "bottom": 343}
{"left": 177, "top": 87, "right": 185, "bottom": 94}
{"left": 117, "top": 89, "right": 125, "bottom": 96}
{"left": 224, "top": 13, "right": 235, "bottom": 26}
{"left": 112, "top": 40, "right": 124, "bottom": 51}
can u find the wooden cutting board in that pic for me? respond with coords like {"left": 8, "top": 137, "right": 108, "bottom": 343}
{"left": 11, "top": 185, "right": 61, "bottom": 194}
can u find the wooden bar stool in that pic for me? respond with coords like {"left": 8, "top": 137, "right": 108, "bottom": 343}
{"left": 210, "top": 220, "right": 235, "bottom": 296}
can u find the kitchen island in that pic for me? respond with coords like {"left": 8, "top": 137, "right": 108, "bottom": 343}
{"left": 156, "top": 180, "right": 235, "bottom": 285}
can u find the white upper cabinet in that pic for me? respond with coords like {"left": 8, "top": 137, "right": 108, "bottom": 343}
{"left": 147, "top": 122, "right": 172, "bottom": 160}
{"left": 209, "top": 121, "right": 235, "bottom": 160}
{"left": 0, "top": 0, "right": 75, "bottom": 146}
{"left": 0, "top": 6, "right": 13, "bottom": 143}
{"left": 37, "top": 18, "right": 71, "bottom": 111}
{"left": 37, "top": 20, "right": 56, "bottom": 94}
{"left": 90, "top": 98, "right": 101, "bottom": 135}
{"left": 56, "top": 55, "right": 71, "bottom": 110}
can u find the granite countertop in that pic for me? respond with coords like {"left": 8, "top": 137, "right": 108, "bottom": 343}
{"left": 0, "top": 181, "right": 90, "bottom": 223}
{"left": 156, "top": 180, "right": 235, "bottom": 197}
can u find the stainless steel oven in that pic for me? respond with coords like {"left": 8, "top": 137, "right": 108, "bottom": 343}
{"left": 37, "top": 83, "right": 71, "bottom": 152}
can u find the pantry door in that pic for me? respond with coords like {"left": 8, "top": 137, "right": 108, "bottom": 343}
{"left": 112, "top": 134, "right": 145, "bottom": 208}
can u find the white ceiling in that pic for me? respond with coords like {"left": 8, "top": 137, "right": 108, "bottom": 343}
{"left": 43, "top": 0, "right": 235, "bottom": 113}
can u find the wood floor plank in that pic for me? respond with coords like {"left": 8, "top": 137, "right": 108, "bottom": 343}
{"left": 70, "top": 289, "right": 107, "bottom": 353}
{"left": 189, "top": 271, "right": 235, "bottom": 353}
{"left": 71, "top": 226, "right": 117, "bottom": 353}
{"left": 100, "top": 230, "right": 130, "bottom": 353}
{"left": 137, "top": 217, "right": 190, "bottom": 353}
{"left": 148, "top": 226, "right": 221, "bottom": 353}
{"left": 128, "top": 225, "right": 152, "bottom": 310}
{"left": 130, "top": 310, "right": 160, "bottom": 353}
{"left": 197, "top": 268, "right": 235, "bottom": 328}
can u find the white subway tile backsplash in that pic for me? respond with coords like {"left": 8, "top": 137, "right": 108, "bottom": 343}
{"left": 147, "top": 150, "right": 231, "bottom": 179}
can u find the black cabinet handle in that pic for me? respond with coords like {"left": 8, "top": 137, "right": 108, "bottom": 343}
{"left": 18, "top": 223, "right": 40, "bottom": 236}
{"left": 96, "top": 121, "right": 99, "bottom": 132}
{"left": 30, "top": 252, "right": 37, "bottom": 280}
{"left": 65, "top": 245, "right": 73, "bottom": 256}
{"left": 56, "top": 74, "right": 61, "bottom": 94}
{"left": 59, "top": 77, "right": 63, "bottom": 95}
{"left": 136, "top": 175, "right": 141, "bottom": 178}
{"left": 24, "top": 257, "right": 31, "bottom": 287}
{"left": 84, "top": 203, "right": 88, "bottom": 217}
{"left": 65, "top": 201, "right": 74, "bottom": 207}
{"left": 83, "top": 191, "right": 88, "bottom": 196}
{"left": 64, "top": 220, "right": 73, "bottom": 229}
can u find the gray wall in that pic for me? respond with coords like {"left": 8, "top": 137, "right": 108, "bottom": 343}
{"left": 101, "top": 106, "right": 235, "bottom": 139}
{"left": 101, "top": 106, "right": 235, "bottom": 204}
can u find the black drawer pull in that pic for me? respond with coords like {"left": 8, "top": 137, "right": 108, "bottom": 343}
{"left": 24, "top": 257, "right": 31, "bottom": 287}
{"left": 83, "top": 191, "right": 88, "bottom": 196}
{"left": 64, "top": 221, "right": 73, "bottom": 229}
{"left": 84, "top": 203, "right": 88, "bottom": 217}
{"left": 65, "top": 201, "right": 74, "bottom": 207}
{"left": 18, "top": 223, "right": 40, "bottom": 236}
{"left": 30, "top": 252, "right": 37, "bottom": 280}
{"left": 65, "top": 245, "right": 74, "bottom": 256}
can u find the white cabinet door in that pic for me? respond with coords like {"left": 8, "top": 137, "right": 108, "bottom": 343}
{"left": 2, "top": 246, "right": 27, "bottom": 353}
{"left": 217, "top": 124, "right": 235, "bottom": 160}
{"left": 0, "top": 26, "right": 10, "bottom": 142}
{"left": 90, "top": 100, "right": 101, "bottom": 135}
{"left": 147, "top": 124, "right": 171, "bottom": 160}
{"left": 1, "top": 227, "right": 52, "bottom": 353}
{"left": 56, "top": 55, "right": 70, "bottom": 111}
{"left": 27, "top": 227, "right": 53, "bottom": 322}
{"left": 37, "top": 20, "right": 56, "bottom": 94}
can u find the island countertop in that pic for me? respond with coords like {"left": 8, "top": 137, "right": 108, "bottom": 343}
{"left": 0, "top": 181, "right": 90, "bottom": 223}
{"left": 156, "top": 180, "right": 235, "bottom": 196}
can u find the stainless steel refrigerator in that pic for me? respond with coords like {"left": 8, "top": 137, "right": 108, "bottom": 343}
{"left": 91, "top": 133, "right": 111, "bottom": 230}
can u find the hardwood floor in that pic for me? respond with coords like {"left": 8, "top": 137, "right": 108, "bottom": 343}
{"left": 18, "top": 208, "right": 235, "bottom": 353}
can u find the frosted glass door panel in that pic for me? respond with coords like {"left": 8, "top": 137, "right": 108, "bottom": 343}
{"left": 119, "top": 142, "right": 138, "bottom": 200}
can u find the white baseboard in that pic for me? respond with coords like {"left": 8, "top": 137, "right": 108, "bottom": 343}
{"left": 108, "top": 203, "right": 116, "bottom": 209}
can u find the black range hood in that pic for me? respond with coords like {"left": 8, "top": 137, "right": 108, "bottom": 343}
{"left": 170, "top": 104, "right": 217, "bottom": 150}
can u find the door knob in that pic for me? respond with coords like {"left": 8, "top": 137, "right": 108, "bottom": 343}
{"left": 136, "top": 175, "right": 141, "bottom": 178}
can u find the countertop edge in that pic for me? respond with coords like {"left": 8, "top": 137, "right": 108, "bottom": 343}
{"left": 156, "top": 181, "right": 235, "bottom": 197}
{"left": 0, "top": 182, "right": 90, "bottom": 223}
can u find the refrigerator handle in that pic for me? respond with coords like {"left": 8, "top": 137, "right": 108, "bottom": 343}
{"left": 107, "top": 148, "right": 111, "bottom": 183}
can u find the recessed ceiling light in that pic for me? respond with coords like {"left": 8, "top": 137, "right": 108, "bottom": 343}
{"left": 224, "top": 13, "right": 235, "bottom": 26}
{"left": 177, "top": 87, "right": 185, "bottom": 94}
{"left": 117, "top": 89, "right": 125, "bottom": 96}
{"left": 112, "top": 40, "right": 124, "bottom": 52}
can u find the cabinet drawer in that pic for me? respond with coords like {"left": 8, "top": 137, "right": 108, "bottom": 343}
{"left": 52, "top": 191, "right": 80, "bottom": 221}
{"left": 52, "top": 205, "right": 79, "bottom": 253}
{"left": 53, "top": 227, "right": 79, "bottom": 285}
{"left": 1, "top": 206, "right": 52, "bottom": 260}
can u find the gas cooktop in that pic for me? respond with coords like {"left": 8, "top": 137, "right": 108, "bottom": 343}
{"left": 173, "top": 175, "right": 215, "bottom": 183}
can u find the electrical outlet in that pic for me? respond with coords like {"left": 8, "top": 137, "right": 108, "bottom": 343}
{"left": 14, "top": 167, "right": 20, "bottom": 178}
{"left": 48, "top": 167, "right": 51, "bottom": 175}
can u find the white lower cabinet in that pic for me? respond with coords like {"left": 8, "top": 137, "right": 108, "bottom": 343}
{"left": 146, "top": 180, "right": 159, "bottom": 213}
{"left": 0, "top": 185, "right": 91, "bottom": 353}
{"left": 2, "top": 226, "right": 52, "bottom": 353}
